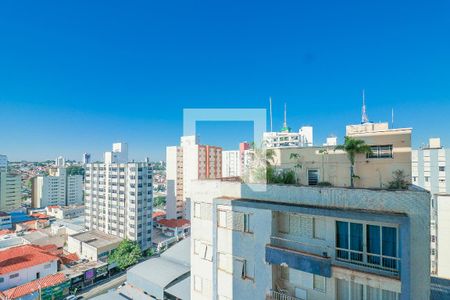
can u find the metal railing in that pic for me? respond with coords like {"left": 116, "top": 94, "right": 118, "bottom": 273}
{"left": 336, "top": 248, "right": 400, "bottom": 274}
{"left": 267, "top": 290, "right": 301, "bottom": 300}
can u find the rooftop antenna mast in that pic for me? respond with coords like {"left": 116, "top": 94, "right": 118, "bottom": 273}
{"left": 269, "top": 97, "right": 273, "bottom": 132}
{"left": 361, "top": 89, "right": 369, "bottom": 124}
{"left": 391, "top": 108, "right": 394, "bottom": 128}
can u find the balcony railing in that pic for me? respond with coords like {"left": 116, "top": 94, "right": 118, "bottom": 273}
{"left": 336, "top": 248, "right": 400, "bottom": 275}
{"left": 267, "top": 290, "right": 301, "bottom": 300}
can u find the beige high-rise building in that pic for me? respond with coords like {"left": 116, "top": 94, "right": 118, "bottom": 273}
{"left": 0, "top": 155, "right": 21, "bottom": 211}
{"left": 166, "top": 136, "right": 222, "bottom": 219}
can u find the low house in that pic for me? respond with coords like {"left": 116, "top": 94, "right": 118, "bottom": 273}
{"left": 0, "top": 273, "right": 70, "bottom": 300}
{"left": 156, "top": 219, "right": 190, "bottom": 238}
{"left": 46, "top": 205, "right": 84, "bottom": 220}
{"left": 0, "top": 212, "right": 12, "bottom": 230}
{"left": 0, "top": 245, "right": 59, "bottom": 290}
{"left": 67, "top": 230, "right": 122, "bottom": 262}
{"left": 152, "top": 210, "right": 166, "bottom": 224}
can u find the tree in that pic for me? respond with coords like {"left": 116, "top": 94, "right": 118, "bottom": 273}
{"left": 335, "top": 136, "right": 372, "bottom": 188}
{"left": 153, "top": 196, "right": 166, "bottom": 208}
{"left": 108, "top": 240, "right": 143, "bottom": 270}
{"left": 387, "top": 170, "right": 409, "bottom": 190}
{"left": 66, "top": 166, "right": 85, "bottom": 177}
{"left": 289, "top": 153, "right": 303, "bottom": 184}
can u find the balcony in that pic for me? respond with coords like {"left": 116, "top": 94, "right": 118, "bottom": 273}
{"left": 266, "top": 290, "right": 301, "bottom": 300}
{"left": 335, "top": 247, "right": 400, "bottom": 275}
{"left": 266, "top": 244, "right": 331, "bottom": 277}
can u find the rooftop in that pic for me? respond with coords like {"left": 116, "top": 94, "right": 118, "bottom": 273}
{"left": 0, "top": 245, "right": 58, "bottom": 275}
{"left": 70, "top": 230, "right": 123, "bottom": 249}
{"left": 152, "top": 211, "right": 166, "bottom": 218}
{"left": 157, "top": 219, "right": 190, "bottom": 228}
{"left": 1, "top": 273, "right": 67, "bottom": 299}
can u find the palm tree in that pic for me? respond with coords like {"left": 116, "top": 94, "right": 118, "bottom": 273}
{"left": 290, "top": 153, "right": 303, "bottom": 184}
{"left": 335, "top": 136, "right": 372, "bottom": 188}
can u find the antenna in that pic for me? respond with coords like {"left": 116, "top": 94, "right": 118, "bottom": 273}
{"left": 361, "top": 89, "right": 369, "bottom": 124}
{"left": 391, "top": 108, "right": 394, "bottom": 128}
{"left": 269, "top": 97, "right": 273, "bottom": 132}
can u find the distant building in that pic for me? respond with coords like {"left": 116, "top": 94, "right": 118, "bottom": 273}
{"left": 0, "top": 155, "right": 7, "bottom": 172}
{"left": 82, "top": 153, "right": 91, "bottom": 165}
{"left": 0, "top": 212, "right": 12, "bottom": 230}
{"left": 67, "top": 230, "right": 122, "bottom": 262}
{"left": 46, "top": 205, "right": 84, "bottom": 219}
{"left": 0, "top": 245, "right": 59, "bottom": 290}
{"left": 84, "top": 143, "right": 153, "bottom": 250}
{"left": 412, "top": 137, "right": 450, "bottom": 277}
{"left": 222, "top": 150, "right": 241, "bottom": 177}
{"left": 31, "top": 167, "right": 83, "bottom": 208}
{"left": 55, "top": 156, "right": 65, "bottom": 167}
{"left": 104, "top": 142, "right": 128, "bottom": 164}
{"left": 166, "top": 136, "right": 222, "bottom": 219}
{"left": 0, "top": 172, "right": 21, "bottom": 211}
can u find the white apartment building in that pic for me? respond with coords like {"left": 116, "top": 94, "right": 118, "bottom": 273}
{"left": 84, "top": 143, "right": 153, "bottom": 250}
{"left": 166, "top": 136, "right": 222, "bottom": 219}
{"left": 32, "top": 167, "right": 83, "bottom": 208}
{"left": 222, "top": 150, "right": 241, "bottom": 178}
{"left": 264, "top": 125, "right": 313, "bottom": 149}
{"left": 104, "top": 142, "right": 129, "bottom": 164}
{"left": 0, "top": 172, "right": 21, "bottom": 211}
{"left": 190, "top": 180, "right": 430, "bottom": 300}
{"left": 412, "top": 137, "right": 450, "bottom": 277}
{"left": 83, "top": 153, "right": 91, "bottom": 165}
{"left": 56, "top": 156, "right": 66, "bottom": 167}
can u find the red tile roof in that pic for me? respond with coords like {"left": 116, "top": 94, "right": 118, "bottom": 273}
{"left": 152, "top": 211, "right": 166, "bottom": 218}
{"left": 157, "top": 219, "right": 190, "bottom": 228}
{"left": 30, "top": 213, "right": 48, "bottom": 219}
{"left": 2, "top": 273, "right": 67, "bottom": 299}
{"left": 0, "top": 230, "right": 12, "bottom": 236}
{"left": 60, "top": 252, "right": 79, "bottom": 265}
{"left": 0, "top": 245, "right": 58, "bottom": 275}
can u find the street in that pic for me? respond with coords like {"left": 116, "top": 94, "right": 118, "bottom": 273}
{"left": 78, "top": 273, "right": 127, "bottom": 299}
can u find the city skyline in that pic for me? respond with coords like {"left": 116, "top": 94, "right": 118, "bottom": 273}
{"left": 1, "top": 1, "right": 450, "bottom": 161}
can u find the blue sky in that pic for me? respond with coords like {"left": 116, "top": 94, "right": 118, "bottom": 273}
{"left": 1, "top": 1, "right": 450, "bottom": 161}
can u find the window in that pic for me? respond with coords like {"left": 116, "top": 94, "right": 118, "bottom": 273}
{"left": 439, "top": 166, "right": 445, "bottom": 172}
{"left": 367, "top": 145, "right": 393, "bottom": 159}
{"left": 313, "top": 274, "right": 326, "bottom": 292}
{"left": 337, "top": 221, "right": 399, "bottom": 271}
{"left": 243, "top": 214, "right": 251, "bottom": 233}
{"left": 194, "top": 202, "right": 201, "bottom": 218}
{"left": 9, "top": 273, "right": 19, "bottom": 279}
{"left": 313, "top": 218, "right": 326, "bottom": 240}
{"left": 278, "top": 213, "right": 290, "bottom": 234}
{"left": 218, "top": 253, "right": 232, "bottom": 273}
{"left": 233, "top": 258, "right": 247, "bottom": 279}
{"left": 44, "top": 263, "right": 51, "bottom": 269}
{"left": 218, "top": 210, "right": 228, "bottom": 228}
{"left": 308, "top": 169, "right": 319, "bottom": 186}
{"left": 194, "top": 275, "right": 202, "bottom": 292}
{"left": 425, "top": 176, "right": 429, "bottom": 182}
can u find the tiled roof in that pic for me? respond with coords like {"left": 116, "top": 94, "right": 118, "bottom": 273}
{"left": 60, "top": 252, "right": 79, "bottom": 265}
{"left": 30, "top": 213, "right": 48, "bottom": 219}
{"left": 0, "top": 245, "right": 58, "bottom": 275}
{"left": 2, "top": 273, "right": 67, "bottom": 299}
{"left": 157, "top": 219, "right": 190, "bottom": 228}
{"left": 0, "top": 230, "right": 12, "bottom": 236}
{"left": 152, "top": 211, "right": 166, "bottom": 218}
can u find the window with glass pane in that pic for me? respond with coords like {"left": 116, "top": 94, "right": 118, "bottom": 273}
{"left": 350, "top": 223, "right": 363, "bottom": 261}
{"left": 336, "top": 221, "right": 349, "bottom": 259}
{"left": 382, "top": 226, "right": 397, "bottom": 269}
{"left": 367, "top": 225, "right": 381, "bottom": 265}
{"left": 308, "top": 169, "right": 319, "bottom": 185}
{"left": 350, "top": 281, "right": 363, "bottom": 300}
{"left": 382, "top": 289, "right": 399, "bottom": 300}
{"left": 336, "top": 279, "right": 349, "bottom": 300}
{"left": 367, "top": 286, "right": 381, "bottom": 300}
